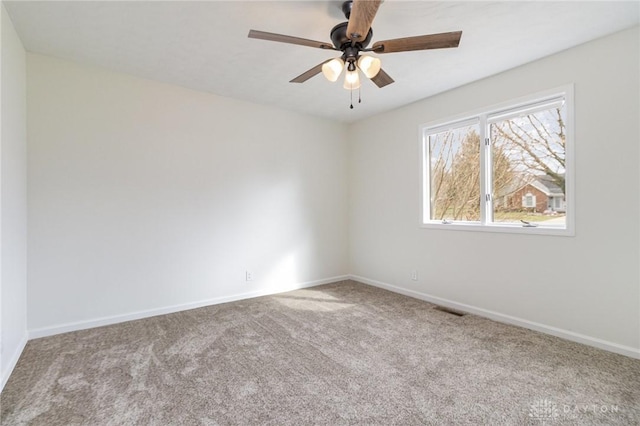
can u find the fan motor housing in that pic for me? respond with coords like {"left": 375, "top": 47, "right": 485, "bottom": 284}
{"left": 330, "top": 21, "right": 373, "bottom": 50}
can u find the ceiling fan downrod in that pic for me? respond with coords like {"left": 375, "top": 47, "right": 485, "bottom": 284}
{"left": 341, "top": 0, "right": 353, "bottom": 19}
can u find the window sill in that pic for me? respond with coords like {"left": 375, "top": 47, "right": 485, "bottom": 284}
{"left": 420, "top": 221, "right": 574, "bottom": 236}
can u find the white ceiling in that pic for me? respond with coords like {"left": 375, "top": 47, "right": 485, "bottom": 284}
{"left": 4, "top": 1, "right": 639, "bottom": 123}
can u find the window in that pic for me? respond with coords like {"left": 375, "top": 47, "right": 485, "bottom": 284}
{"left": 522, "top": 193, "right": 536, "bottom": 208}
{"left": 554, "top": 197, "right": 563, "bottom": 210}
{"left": 421, "top": 86, "right": 573, "bottom": 235}
{"left": 427, "top": 119, "right": 481, "bottom": 222}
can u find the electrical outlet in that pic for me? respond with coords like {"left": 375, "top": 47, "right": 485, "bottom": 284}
{"left": 411, "top": 270, "right": 418, "bottom": 281}
{"left": 245, "top": 271, "right": 253, "bottom": 281}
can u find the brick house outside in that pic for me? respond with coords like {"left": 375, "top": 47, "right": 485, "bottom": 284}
{"left": 496, "top": 174, "right": 565, "bottom": 214}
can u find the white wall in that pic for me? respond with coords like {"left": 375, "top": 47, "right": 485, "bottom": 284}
{"left": 27, "top": 54, "right": 348, "bottom": 333}
{"left": 1, "top": 4, "right": 28, "bottom": 389}
{"left": 349, "top": 27, "right": 640, "bottom": 354}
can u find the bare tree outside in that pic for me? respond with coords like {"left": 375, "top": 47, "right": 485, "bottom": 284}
{"left": 429, "top": 126, "right": 482, "bottom": 221}
{"left": 492, "top": 107, "right": 566, "bottom": 191}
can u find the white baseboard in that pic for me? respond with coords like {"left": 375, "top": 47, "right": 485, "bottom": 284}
{"left": 29, "top": 275, "right": 349, "bottom": 340}
{"left": 350, "top": 274, "right": 640, "bottom": 360}
{"left": 23, "top": 273, "right": 640, "bottom": 360}
{"left": 1, "top": 332, "right": 29, "bottom": 393}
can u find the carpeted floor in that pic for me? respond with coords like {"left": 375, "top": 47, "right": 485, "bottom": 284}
{"left": 1, "top": 280, "right": 639, "bottom": 425}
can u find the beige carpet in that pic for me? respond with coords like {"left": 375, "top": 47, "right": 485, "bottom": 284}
{"left": 1, "top": 280, "right": 639, "bottom": 425}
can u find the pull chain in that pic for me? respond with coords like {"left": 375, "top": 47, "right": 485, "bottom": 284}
{"left": 348, "top": 85, "right": 361, "bottom": 109}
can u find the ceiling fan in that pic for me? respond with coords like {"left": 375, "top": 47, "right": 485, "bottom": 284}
{"left": 248, "top": 0, "right": 462, "bottom": 105}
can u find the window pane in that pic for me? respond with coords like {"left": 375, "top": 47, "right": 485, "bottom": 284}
{"left": 491, "top": 103, "right": 566, "bottom": 227}
{"left": 429, "top": 124, "right": 481, "bottom": 222}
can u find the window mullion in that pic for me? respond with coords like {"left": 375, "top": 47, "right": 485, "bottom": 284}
{"left": 479, "top": 115, "right": 491, "bottom": 225}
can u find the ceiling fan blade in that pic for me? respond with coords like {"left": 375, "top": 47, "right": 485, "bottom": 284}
{"left": 290, "top": 61, "right": 331, "bottom": 83}
{"left": 346, "top": 0, "right": 383, "bottom": 42}
{"left": 373, "top": 31, "right": 462, "bottom": 54}
{"left": 370, "top": 68, "right": 394, "bottom": 88}
{"left": 248, "top": 30, "right": 336, "bottom": 50}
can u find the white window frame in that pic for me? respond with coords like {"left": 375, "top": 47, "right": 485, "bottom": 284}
{"left": 420, "top": 85, "right": 575, "bottom": 236}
